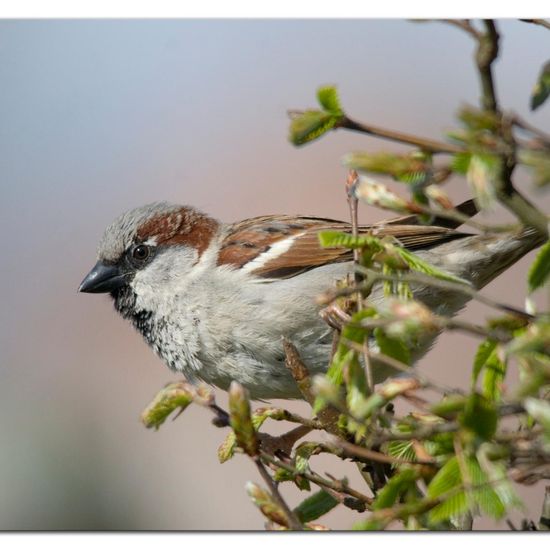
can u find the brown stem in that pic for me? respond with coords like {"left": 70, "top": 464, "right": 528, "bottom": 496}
{"left": 520, "top": 19, "right": 550, "bottom": 31}
{"left": 337, "top": 115, "right": 463, "bottom": 155}
{"left": 443, "top": 19, "right": 481, "bottom": 39}
{"left": 254, "top": 457, "right": 303, "bottom": 530}
{"left": 283, "top": 338, "right": 315, "bottom": 405}
{"left": 445, "top": 18, "right": 549, "bottom": 236}
{"left": 476, "top": 20, "right": 499, "bottom": 113}
{"left": 260, "top": 452, "right": 374, "bottom": 506}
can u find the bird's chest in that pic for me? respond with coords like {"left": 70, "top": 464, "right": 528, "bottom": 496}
{"left": 131, "top": 305, "right": 204, "bottom": 377}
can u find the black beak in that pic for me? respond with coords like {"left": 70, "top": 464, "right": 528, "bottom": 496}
{"left": 79, "top": 261, "right": 126, "bottom": 294}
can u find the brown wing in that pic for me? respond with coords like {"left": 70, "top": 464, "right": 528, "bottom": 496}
{"left": 217, "top": 211, "right": 474, "bottom": 280}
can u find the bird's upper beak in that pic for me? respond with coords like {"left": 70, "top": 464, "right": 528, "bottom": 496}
{"left": 79, "top": 261, "right": 126, "bottom": 294}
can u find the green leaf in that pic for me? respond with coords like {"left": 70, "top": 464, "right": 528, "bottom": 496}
{"left": 451, "top": 152, "right": 472, "bottom": 175}
{"left": 289, "top": 110, "right": 340, "bottom": 146}
{"left": 472, "top": 339, "right": 498, "bottom": 387}
{"left": 394, "top": 246, "right": 470, "bottom": 285}
{"left": 294, "top": 442, "right": 321, "bottom": 474}
{"left": 343, "top": 151, "right": 429, "bottom": 182}
{"left": 217, "top": 431, "right": 237, "bottom": 463}
{"left": 246, "top": 482, "right": 290, "bottom": 527}
{"left": 325, "top": 309, "right": 377, "bottom": 388}
{"left": 429, "top": 491, "right": 469, "bottom": 524}
{"left": 428, "top": 456, "right": 462, "bottom": 498}
{"left": 430, "top": 394, "right": 466, "bottom": 418}
{"left": 531, "top": 60, "right": 550, "bottom": 111}
{"left": 481, "top": 349, "right": 507, "bottom": 402}
{"left": 373, "top": 469, "right": 418, "bottom": 510}
{"left": 477, "top": 445, "right": 524, "bottom": 513}
{"left": 316, "top": 85, "right": 342, "bottom": 114}
{"left": 524, "top": 397, "right": 550, "bottom": 435}
{"left": 386, "top": 440, "right": 417, "bottom": 464}
{"left": 344, "top": 351, "right": 370, "bottom": 421}
{"left": 228, "top": 382, "right": 258, "bottom": 456}
{"left": 528, "top": 240, "right": 550, "bottom": 293}
{"left": 461, "top": 393, "right": 498, "bottom": 439}
{"left": 374, "top": 327, "right": 412, "bottom": 366}
{"left": 466, "top": 457, "right": 506, "bottom": 519}
{"left": 218, "top": 407, "right": 285, "bottom": 463}
{"left": 140, "top": 382, "right": 195, "bottom": 430}
{"left": 352, "top": 177, "right": 411, "bottom": 213}
{"left": 318, "top": 230, "right": 384, "bottom": 251}
{"left": 293, "top": 490, "right": 339, "bottom": 523}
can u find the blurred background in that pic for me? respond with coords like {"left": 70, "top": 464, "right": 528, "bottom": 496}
{"left": 0, "top": 19, "right": 548, "bottom": 530}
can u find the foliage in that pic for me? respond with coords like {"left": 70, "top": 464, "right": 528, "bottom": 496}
{"left": 141, "top": 20, "right": 550, "bottom": 531}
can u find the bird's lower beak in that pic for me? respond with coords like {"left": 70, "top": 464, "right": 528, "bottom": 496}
{"left": 79, "top": 261, "right": 126, "bottom": 294}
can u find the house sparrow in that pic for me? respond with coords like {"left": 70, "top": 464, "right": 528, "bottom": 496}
{"left": 79, "top": 200, "right": 543, "bottom": 399}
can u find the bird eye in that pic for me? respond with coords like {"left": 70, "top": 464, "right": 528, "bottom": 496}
{"left": 132, "top": 244, "right": 150, "bottom": 262}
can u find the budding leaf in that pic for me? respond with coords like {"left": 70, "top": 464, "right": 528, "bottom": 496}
{"left": 289, "top": 110, "right": 340, "bottom": 146}
{"left": 343, "top": 151, "right": 429, "bottom": 183}
{"left": 318, "top": 230, "right": 383, "bottom": 251}
{"left": 451, "top": 152, "right": 472, "bottom": 175}
{"left": 394, "top": 246, "right": 470, "bottom": 285}
{"left": 461, "top": 393, "right": 498, "bottom": 439}
{"left": 140, "top": 382, "right": 195, "bottom": 430}
{"left": 316, "top": 85, "right": 343, "bottom": 114}
{"left": 374, "top": 327, "right": 411, "bottom": 366}
{"left": 528, "top": 239, "right": 550, "bottom": 293}
{"left": 246, "top": 482, "right": 289, "bottom": 527}
{"left": 466, "top": 154, "right": 499, "bottom": 211}
{"left": 373, "top": 468, "right": 418, "bottom": 510}
{"left": 524, "top": 397, "right": 550, "bottom": 436}
{"left": 228, "top": 381, "right": 258, "bottom": 456}
{"left": 530, "top": 60, "right": 550, "bottom": 111}
{"left": 293, "top": 490, "right": 339, "bottom": 523}
{"left": 352, "top": 176, "right": 411, "bottom": 213}
{"left": 472, "top": 339, "right": 498, "bottom": 387}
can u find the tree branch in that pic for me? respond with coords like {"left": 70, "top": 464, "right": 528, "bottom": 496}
{"left": 336, "top": 115, "right": 464, "bottom": 155}
{"left": 520, "top": 19, "right": 550, "bottom": 31}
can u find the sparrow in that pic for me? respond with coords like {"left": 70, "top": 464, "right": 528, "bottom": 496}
{"left": 79, "top": 200, "right": 543, "bottom": 399}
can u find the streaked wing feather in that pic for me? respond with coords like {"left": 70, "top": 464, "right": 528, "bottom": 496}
{"left": 217, "top": 213, "right": 473, "bottom": 280}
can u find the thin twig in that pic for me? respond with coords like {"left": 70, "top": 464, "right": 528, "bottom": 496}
{"left": 520, "top": 19, "right": 550, "bottom": 31}
{"left": 444, "top": 18, "right": 549, "bottom": 235}
{"left": 347, "top": 170, "right": 375, "bottom": 394}
{"left": 254, "top": 457, "right": 304, "bottom": 530}
{"left": 349, "top": 266, "right": 534, "bottom": 320}
{"left": 512, "top": 113, "right": 550, "bottom": 146}
{"left": 329, "top": 436, "right": 436, "bottom": 466}
{"left": 442, "top": 19, "right": 481, "bottom": 39}
{"left": 336, "top": 115, "right": 464, "bottom": 155}
{"left": 260, "top": 452, "right": 374, "bottom": 506}
{"left": 369, "top": 422, "right": 460, "bottom": 446}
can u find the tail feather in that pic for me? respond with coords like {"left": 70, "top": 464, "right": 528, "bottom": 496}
{"left": 388, "top": 199, "right": 479, "bottom": 229}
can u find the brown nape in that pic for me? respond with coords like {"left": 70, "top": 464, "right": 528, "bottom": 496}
{"left": 136, "top": 207, "right": 220, "bottom": 256}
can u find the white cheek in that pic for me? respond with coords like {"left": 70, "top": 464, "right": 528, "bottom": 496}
{"left": 130, "top": 246, "right": 198, "bottom": 313}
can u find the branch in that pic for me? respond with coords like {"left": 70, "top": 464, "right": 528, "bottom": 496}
{"left": 254, "top": 457, "right": 304, "bottom": 530}
{"left": 336, "top": 115, "right": 464, "bottom": 155}
{"left": 520, "top": 19, "right": 550, "bottom": 31}
{"left": 476, "top": 20, "right": 500, "bottom": 113}
{"left": 260, "top": 452, "right": 374, "bottom": 506}
{"left": 443, "top": 19, "right": 481, "bottom": 39}
{"left": 444, "top": 18, "right": 549, "bottom": 236}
